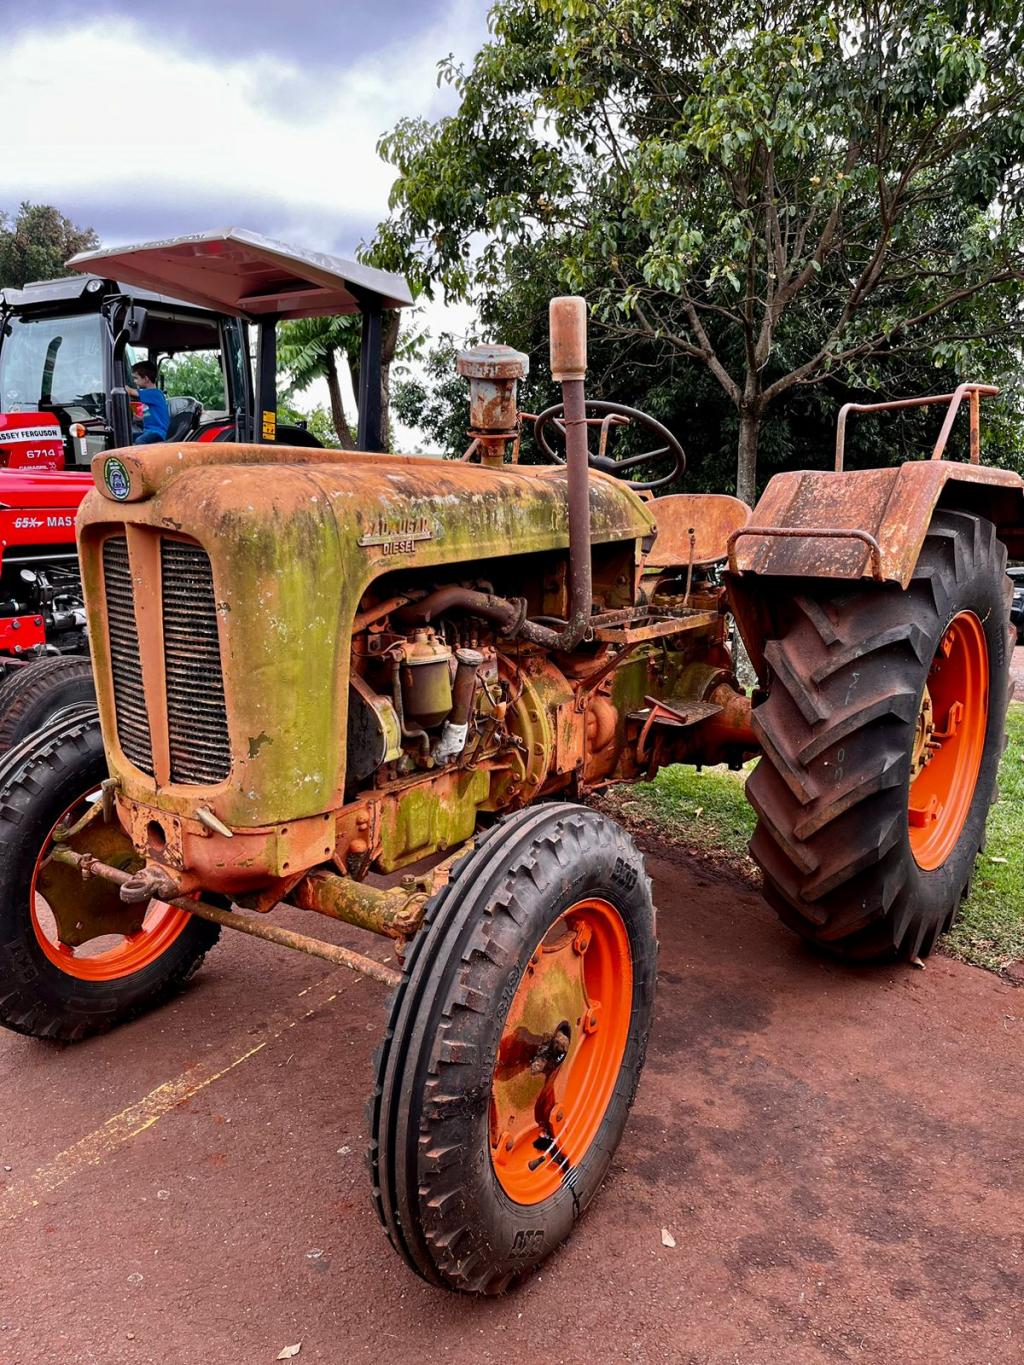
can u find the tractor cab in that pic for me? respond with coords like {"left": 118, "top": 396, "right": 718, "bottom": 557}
{"left": 0, "top": 275, "right": 249, "bottom": 469}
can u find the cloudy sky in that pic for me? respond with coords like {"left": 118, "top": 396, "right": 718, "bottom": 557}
{"left": 1, "top": 0, "right": 487, "bottom": 254}
{"left": 0, "top": 0, "right": 487, "bottom": 433}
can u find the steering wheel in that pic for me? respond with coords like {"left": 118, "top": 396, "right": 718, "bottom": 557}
{"left": 532, "top": 399, "right": 686, "bottom": 492}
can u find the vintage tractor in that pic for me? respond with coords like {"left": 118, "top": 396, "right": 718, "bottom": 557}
{"left": 0, "top": 237, "right": 1020, "bottom": 1295}
{"left": 0, "top": 230, "right": 407, "bottom": 748}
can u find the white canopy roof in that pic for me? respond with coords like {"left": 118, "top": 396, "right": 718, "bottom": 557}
{"left": 67, "top": 227, "right": 413, "bottom": 320}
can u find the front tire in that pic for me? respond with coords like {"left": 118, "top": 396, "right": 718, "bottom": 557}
{"left": 0, "top": 714, "right": 219, "bottom": 1042}
{"left": 746, "top": 509, "right": 1012, "bottom": 961}
{"left": 369, "top": 804, "right": 657, "bottom": 1294}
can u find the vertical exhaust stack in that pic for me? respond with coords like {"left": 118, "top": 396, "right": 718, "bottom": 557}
{"left": 519, "top": 297, "right": 595, "bottom": 649}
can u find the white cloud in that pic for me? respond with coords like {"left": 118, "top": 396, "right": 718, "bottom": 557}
{"left": 2, "top": 0, "right": 486, "bottom": 248}
{"left": 3, "top": 2, "right": 495, "bottom": 451}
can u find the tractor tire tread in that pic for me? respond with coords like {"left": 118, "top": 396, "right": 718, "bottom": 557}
{"left": 0, "top": 657, "right": 96, "bottom": 754}
{"left": 745, "top": 509, "right": 1012, "bottom": 961}
{"left": 0, "top": 713, "right": 219, "bottom": 1042}
{"left": 368, "top": 804, "right": 655, "bottom": 1294}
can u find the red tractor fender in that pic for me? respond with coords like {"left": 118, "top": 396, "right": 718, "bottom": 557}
{"left": 727, "top": 460, "right": 1024, "bottom": 676}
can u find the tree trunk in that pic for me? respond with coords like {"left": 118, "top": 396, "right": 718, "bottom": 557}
{"left": 736, "top": 407, "right": 762, "bottom": 507}
{"left": 380, "top": 311, "right": 401, "bottom": 452}
{"left": 325, "top": 349, "right": 357, "bottom": 450}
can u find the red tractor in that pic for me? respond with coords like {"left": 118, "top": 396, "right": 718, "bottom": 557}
{"left": 0, "top": 230, "right": 407, "bottom": 747}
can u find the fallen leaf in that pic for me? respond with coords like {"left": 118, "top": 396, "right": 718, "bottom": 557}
{"left": 989, "top": 856, "right": 1008, "bottom": 864}
{"left": 277, "top": 1346, "right": 302, "bottom": 1360}
{"left": 661, "top": 1227, "right": 676, "bottom": 1248}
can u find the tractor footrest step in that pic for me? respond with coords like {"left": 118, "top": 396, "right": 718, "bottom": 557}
{"left": 591, "top": 609, "right": 720, "bottom": 644}
{"left": 628, "top": 699, "right": 722, "bottom": 731}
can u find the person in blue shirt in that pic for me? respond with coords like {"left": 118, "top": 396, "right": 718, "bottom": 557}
{"left": 127, "top": 361, "right": 169, "bottom": 444}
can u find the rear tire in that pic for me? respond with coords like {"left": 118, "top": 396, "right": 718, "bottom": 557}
{"left": 0, "top": 714, "right": 219, "bottom": 1042}
{"left": 0, "top": 656, "right": 96, "bottom": 753}
{"left": 369, "top": 804, "right": 657, "bottom": 1293}
{"left": 746, "top": 509, "right": 1012, "bottom": 961}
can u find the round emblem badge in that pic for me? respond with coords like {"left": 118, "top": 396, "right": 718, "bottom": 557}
{"left": 103, "top": 457, "right": 131, "bottom": 501}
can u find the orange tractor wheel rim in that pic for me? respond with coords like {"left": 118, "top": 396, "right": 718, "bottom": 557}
{"left": 489, "top": 896, "right": 632, "bottom": 1205}
{"left": 908, "top": 611, "right": 989, "bottom": 871}
{"left": 30, "top": 791, "right": 191, "bottom": 982}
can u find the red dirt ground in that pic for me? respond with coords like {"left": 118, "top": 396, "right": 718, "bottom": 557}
{"left": 1, "top": 845, "right": 1021, "bottom": 1365}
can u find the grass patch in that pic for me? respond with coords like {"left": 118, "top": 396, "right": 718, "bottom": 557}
{"left": 945, "top": 701, "right": 1024, "bottom": 972}
{"left": 598, "top": 702, "right": 1024, "bottom": 975}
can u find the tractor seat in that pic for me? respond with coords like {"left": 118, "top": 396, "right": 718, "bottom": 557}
{"left": 644, "top": 493, "right": 751, "bottom": 570}
{"left": 165, "top": 396, "right": 203, "bottom": 442}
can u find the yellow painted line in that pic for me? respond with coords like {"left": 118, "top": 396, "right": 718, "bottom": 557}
{"left": 0, "top": 967, "right": 365, "bottom": 1222}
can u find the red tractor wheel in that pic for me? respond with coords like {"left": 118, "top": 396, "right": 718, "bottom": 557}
{"left": 746, "top": 509, "right": 1013, "bottom": 962}
{"left": 369, "top": 804, "right": 656, "bottom": 1294}
{"left": 0, "top": 713, "right": 219, "bottom": 1041}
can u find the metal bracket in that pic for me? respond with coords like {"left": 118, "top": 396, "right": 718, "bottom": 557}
{"left": 727, "top": 524, "right": 885, "bottom": 581}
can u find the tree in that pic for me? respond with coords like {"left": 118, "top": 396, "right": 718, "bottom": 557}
{"left": 278, "top": 311, "right": 404, "bottom": 451}
{"left": 161, "top": 352, "right": 227, "bottom": 410}
{"left": 0, "top": 203, "right": 98, "bottom": 290}
{"left": 277, "top": 316, "right": 361, "bottom": 449}
{"left": 374, "top": 1, "right": 1024, "bottom": 501}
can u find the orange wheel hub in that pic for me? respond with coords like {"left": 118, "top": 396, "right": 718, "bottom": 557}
{"left": 30, "top": 790, "right": 190, "bottom": 982}
{"left": 489, "top": 897, "right": 632, "bottom": 1205}
{"left": 908, "top": 611, "right": 989, "bottom": 871}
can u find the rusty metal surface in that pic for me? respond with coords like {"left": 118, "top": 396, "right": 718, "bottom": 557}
{"left": 728, "top": 525, "right": 884, "bottom": 580}
{"left": 38, "top": 817, "right": 145, "bottom": 947}
{"left": 47, "top": 845, "right": 402, "bottom": 988}
{"left": 293, "top": 868, "right": 427, "bottom": 941}
{"left": 548, "top": 296, "right": 587, "bottom": 382}
{"left": 78, "top": 448, "right": 655, "bottom": 831}
{"left": 645, "top": 493, "right": 751, "bottom": 568}
{"left": 729, "top": 460, "right": 1024, "bottom": 586}
{"left": 517, "top": 374, "right": 595, "bottom": 650}
{"left": 592, "top": 609, "right": 720, "bottom": 644}
{"left": 457, "top": 344, "right": 529, "bottom": 433}
{"left": 834, "top": 383, "right": 999, "bottom": 471}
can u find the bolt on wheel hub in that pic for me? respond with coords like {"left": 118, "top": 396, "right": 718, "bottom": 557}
{"left": 489, "top": 896, "right": 632, "bottom": 1204}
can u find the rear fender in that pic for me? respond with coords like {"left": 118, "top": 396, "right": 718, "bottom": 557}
{"left": 727, "top": 460, "right": 1024, "bottom": 677}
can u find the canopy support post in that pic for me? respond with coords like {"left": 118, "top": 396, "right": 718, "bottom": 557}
{"left": 255, "top": 318, "right": 277, "bottom": 444}
{"left": 357, "top": 306, "right": 384, "bottom": 452}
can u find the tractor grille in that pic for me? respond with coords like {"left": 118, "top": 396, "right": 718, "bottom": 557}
{"left": 103, "top": 536, "right": 154, "bottom": 774}
{"left": 161, "top": 540, "right": 231, "bottom": 785}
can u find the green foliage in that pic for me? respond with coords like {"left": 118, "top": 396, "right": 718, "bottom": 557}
{"left": 392, "top": 335, "right": 471, "bottom": 455}
{"left": 304, "top": 405, "right": 344, "bottom": 447}
{"left": 278, "top": 316, "right": 361, "bottom": 392}
{"left": 0, "top": 202, "right": 98, "bottom": 290}
{"left": 162, "top": 352, "right": 226, "bottom": 410}
{"left": 944, "top": 701, "right": 1024, "bottom": 972}
{"left": 374, "top": 1, "right": 1024, "bottom": 498}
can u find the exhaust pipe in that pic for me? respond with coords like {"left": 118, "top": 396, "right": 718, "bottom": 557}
{"left": 518, "top": 296, "right": 594, "bottom": 650}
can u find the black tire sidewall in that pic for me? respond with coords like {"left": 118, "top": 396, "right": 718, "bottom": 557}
{"left": 0, "top": 659, "right": 96, "bottom": 752}
{"left": 412, "top": 810, "right": 656, "bottom": 1288}
{"left": 903, "top": 540, "right": 1009, "bottom": 920}
{"left": 0, "top": 721, "right": 216, "bottom": 1035}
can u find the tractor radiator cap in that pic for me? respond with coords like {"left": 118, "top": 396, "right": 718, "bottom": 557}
{"left": 456, "top": 344, "right": 529, "bottom": 381}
